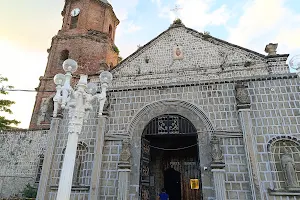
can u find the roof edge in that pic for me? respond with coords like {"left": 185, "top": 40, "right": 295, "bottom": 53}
{"left": 112, "top": 23, "right": 289, "bottom": 73}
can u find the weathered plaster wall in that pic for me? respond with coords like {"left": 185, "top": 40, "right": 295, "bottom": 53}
{"left": 0, "top": 130, "right": 48, "bottom": 198}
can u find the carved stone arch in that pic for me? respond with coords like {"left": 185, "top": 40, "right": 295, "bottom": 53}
{"left": 127, "top": 99, "right": 215, "bottom": 199}
{"left": 267, "top": 136, "right": 300, "bottom": 152}
{"left": 78, "top": 141, "right": 89, "bottom": 152}
{"left": 267, "top": 136, "right": 300, "bottom": 190}
{"left": 127, "top": 99, "right": 215, "bottom": 136}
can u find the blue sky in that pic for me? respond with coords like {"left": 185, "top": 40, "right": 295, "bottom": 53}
{"left": 0, "top": 0, "right": 300, "bottom": 128}
{"left": 115, "top": 0, "right": 300, "bottom": 57}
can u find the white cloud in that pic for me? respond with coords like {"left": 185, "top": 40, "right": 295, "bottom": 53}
{"left": 227, "top": 0, "right": 300, "bottom": 56}
{"left": 153, "top": 0, "right": 231, "bottom": 31}
{"left": 124, "top": 21, "right": 142, "bottom": 33}
{"left": 111, "top": 0, "right": 143, "bottom": 57}
{"left": 112, "top": 0, "right": 142, "bottom": 36}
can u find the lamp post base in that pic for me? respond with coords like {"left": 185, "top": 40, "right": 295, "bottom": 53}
{"left": 56, "top": 133, "right": 79, "bottom": 200}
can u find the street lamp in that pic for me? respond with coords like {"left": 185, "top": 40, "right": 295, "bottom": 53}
{"left": 53, "top": 59, "right": 112, "bottom": 200}
{"left": 289, "top": 55, "right": 300, "bottom": 77}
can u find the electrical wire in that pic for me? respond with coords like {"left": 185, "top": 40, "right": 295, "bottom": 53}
{"left": 2, "top": 89, "right": 55, "bottom": 93}
{"left": 150, "top": 143, "right": 198, "bottom": 151}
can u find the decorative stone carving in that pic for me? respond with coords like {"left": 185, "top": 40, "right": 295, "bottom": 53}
{"left": 210, "top": 135, "right": 224, "bottom": 164}
{"left": 281, "top": 149, "right": 299, "bottom": 189}
{"left": 235, "top": 82, "right": 251, "bottom": 109}
{"left": 265, "top": 43, "right": 278, "bottom": 56}
{"left": 37, "top": 98, "right": 48, "bottom": 124}
{"left": 102, "top": 94, "right": 111, "bottom": 115}
{"left": 119, "top": 139, "right": 131, "bottom": 163}
{"left": 173, "top": 46, "right": 184, "bottom": 60}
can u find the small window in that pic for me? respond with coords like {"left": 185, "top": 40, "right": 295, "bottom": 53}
{"left": 35, "top": 155, "right": 44, "bottom": 183}
{"left": 58, "top": 143, "right": 88, "bottom": 186}
{"left": 109, "top": 25, "right": 113, "bottom": 38}
{"left": 72, "top": 143, "right": 87, "bottom": 185}
{"left": 70, "top": 15, "right": 79, "bottom": 29}
{"left": 60, "top": 50, "right": 69, "bottom": 61}
{"left": 59, "top": 50, "right": 69, "bottom": 67}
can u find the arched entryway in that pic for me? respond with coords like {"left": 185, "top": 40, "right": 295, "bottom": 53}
{"left": 140, "top": 114, "right": 201, "bottom": 200}
{"left": 128, "top": 99, "right": 215, "bottom": 200}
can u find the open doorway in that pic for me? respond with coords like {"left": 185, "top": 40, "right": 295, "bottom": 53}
{"left": 140, "top": 114, "right": 202, "bottom": 200}
{"left": 164, "top": 168, "right": 181, "bottom": 200}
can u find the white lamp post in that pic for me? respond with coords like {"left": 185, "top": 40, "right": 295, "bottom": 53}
{"left": 54, "top": 59, "right": 113, "bottom": 200}
{"left": 289, "top": 55, "right": 300, "bottom": 77}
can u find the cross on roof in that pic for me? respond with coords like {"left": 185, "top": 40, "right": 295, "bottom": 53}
{"left": 170, "top": 4, "right": 182, "bottom": 19}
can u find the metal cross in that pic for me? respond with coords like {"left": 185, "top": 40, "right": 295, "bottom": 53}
{"left": 170, "top": 4, "right": 182, "bottom": 19}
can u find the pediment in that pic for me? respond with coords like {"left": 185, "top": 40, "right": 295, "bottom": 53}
{"left": 110, "top": 24, "right": 288, "bottom": 89}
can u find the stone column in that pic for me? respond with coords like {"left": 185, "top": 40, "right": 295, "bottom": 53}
{"left": 235, "top": 83, "right": 264, "bottom": 200}
{"left": 37, "top": 118, "right": 61, "bottom": 200}
{"left": 89, "top": 116, "right": 107, "bottom": 200}
{"left": 117, "top": 139, "right": 131, "bottom": 200}
{"left": 211, "top": 169, "right": 226, "bottom": 200}
{"left": 117, "top": 164, "right": 131, "bottom": 200}
{"left": 210, "top": 135, "right": 226, "bottom": 200}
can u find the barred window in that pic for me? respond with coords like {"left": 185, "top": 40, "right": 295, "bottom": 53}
{"left": 270, "top": 140, "right": 300, "bottom": 189}
{"left": 73, "top": 143, "right": 88, "bottom": 185}
{"left": 58, "top": 142, "right": 88, "bottom": 186}
{"left": 35, "top": 155, "right": 44, "bottom": 183}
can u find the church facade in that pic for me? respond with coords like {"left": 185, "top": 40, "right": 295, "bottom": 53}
{"left": 1, "top": 0, "right": 300, "bottom": 200}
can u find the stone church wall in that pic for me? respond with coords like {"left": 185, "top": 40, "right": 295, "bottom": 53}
{"left": 221, "top": 138, "right": 252, "bottom": 199}
{"left": 47, "top": 110, "right": 99, "bottom": 200}
{"left": 98, "top": 81, "right": 251, "bottom": 199}
{"left": 0, "top": 130, "right": 48, "bottom": 198}
{"left": 99, "top": 140, "right": 121, "bottom": 199}
{"left": 249, "top": 76, "right": 300, "bottom": 200}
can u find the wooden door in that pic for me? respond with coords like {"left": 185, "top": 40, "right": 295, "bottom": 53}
{"left": 140, "top": 138, "right": 150, "bottom": 200}
{"left": 163, "top": 159, "right": 201, "bottom": 200}
{"left": 181, "top": 161, "right": 201, "bottom": 200}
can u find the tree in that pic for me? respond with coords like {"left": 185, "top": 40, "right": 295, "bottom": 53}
{"left": 21, "top": 184, "right": 37, "bottom": 198}
{"left": 0, "top": 75, "right": 20, "bottom": 130}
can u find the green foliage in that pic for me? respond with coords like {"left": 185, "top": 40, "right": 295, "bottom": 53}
{"left": 173, "top": 18, "right": 182, "bottom": 24}
{"left": 202, "top": 31, "right": 211, "bottom": 40}
{"left": 21, "top": 184, "right": 37, "bottom": 198}
{"left": 112, "top": 45, "right": 120, "bottom": 54}
{"left": 0, "top": 74, "right": 20, "bottom": 130}
{"left": 203, "top": 31, "right": 211, "bottom": 36}
{"left": 118, "top": 56, "right": 123, "bottom": 63}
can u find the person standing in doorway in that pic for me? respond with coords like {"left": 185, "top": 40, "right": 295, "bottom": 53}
{"left": 157, "top": 188, "right": 169, "bottom": 200}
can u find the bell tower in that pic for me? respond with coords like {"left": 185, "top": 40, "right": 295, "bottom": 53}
{"left": 29, "top": 0, "right": 120, "bottom": 129}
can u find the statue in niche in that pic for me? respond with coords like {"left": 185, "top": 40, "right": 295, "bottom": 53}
{"left": 281, "top": 149, "right": 299, "bottom": 189}
{"left": 72, "top": 154, "right": 82, "bottom": 185}
{"left": 102, "top": 94, "right": 111, "bottom": 115}
{"left": 120, "top": 139, "right": 131, "bottom": 163}
{"left": 211, "top": 135, "right": 223, "bottom": 163}
{"left": 37, "top": 98, "right": 48, "bottom": 124}
{"left": 235, "top": 82, "right": 251, "bottom": 108}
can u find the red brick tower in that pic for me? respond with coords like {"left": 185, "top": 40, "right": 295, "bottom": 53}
{"left": 29, "top": 0, "right": 119, "bottom": 129}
